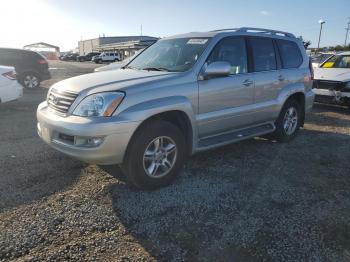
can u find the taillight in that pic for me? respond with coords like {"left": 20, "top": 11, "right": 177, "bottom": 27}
{"left": 309, "top": 57, "right": 314, "bottom": 80}
{"left": 2, "top": 71, "right": 16, "bottom": 80}
{"left": 38, "top": 59, "right": 47, "bottom": 64}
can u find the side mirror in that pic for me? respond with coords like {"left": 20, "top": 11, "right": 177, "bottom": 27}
{"left": 202, "top": 61, "right": 231, "bottom": 80}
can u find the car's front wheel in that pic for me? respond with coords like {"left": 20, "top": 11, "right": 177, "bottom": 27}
{"left": 122, "top": 120, "right": 186, "bottom": 190}
{"left": 21, "top": 73, "right": 40, "bottom": 89}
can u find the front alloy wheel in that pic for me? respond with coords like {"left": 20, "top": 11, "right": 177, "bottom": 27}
{"left": 143, "top": 136, "right": 177, "bottom": 178}
{"left": 122, "top": 120, "right": 186, "bottom": 190}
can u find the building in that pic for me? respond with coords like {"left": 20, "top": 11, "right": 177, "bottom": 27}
{"left": 23, "top": 42, "right": 60, "bottom": 60}
{"left": 78, "top": 36, "right": 158, "bottom": 58}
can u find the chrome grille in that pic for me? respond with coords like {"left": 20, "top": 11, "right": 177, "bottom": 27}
{"left": 48, "top": 88, "right": 78, "bottom": 114}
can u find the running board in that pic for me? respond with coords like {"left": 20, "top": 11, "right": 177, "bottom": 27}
{"left": 197, "top": 123, "right": 275, "bottom": 150}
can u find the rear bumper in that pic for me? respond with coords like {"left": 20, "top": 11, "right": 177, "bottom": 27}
{"left": 40, "top": 70, "right": 51, "bottom": 81}
{"left": 305, "top": 90, "right": 315, "bottom": 112}
{"left": 36, "top": 102, "right": 141, "bottom": 165}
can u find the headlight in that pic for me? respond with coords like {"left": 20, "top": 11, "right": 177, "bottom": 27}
{"left": 72, "top": 92, "right": 124, "bottom": 117}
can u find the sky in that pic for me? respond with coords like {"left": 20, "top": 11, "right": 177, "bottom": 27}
{"left": 0, "top": 0, "right": 349, "bottom": 51}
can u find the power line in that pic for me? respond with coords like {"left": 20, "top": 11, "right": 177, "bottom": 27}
{"left": 345, "top": 17, "right": 350, "bottom": 46}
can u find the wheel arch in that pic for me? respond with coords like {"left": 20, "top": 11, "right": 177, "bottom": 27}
{"left": 124, "top": 109, "right": 195, "bottom": 163}
{"left": 281, "top": 91, "right": 306, "bottom": 126}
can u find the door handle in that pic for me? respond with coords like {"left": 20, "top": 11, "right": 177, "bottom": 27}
{"left": 278, "top": 75, "right": 285, "bottom": 81}
{"left": 242, "top": 79, "right": 253, "bottom": 86}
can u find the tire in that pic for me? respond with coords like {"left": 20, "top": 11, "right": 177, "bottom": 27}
{"left": 122, "top": 120, "right": 186, "bottom": 190}
{"left": 21, "top": 73, "right": 40, "bottom": 89}
{"left": 272, "top": 99, "right": 302, "bottom": 142}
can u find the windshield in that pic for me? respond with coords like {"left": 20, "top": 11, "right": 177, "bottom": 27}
{"left": 321, "top": 55, "right": 350, "bottom": 68}
{"left": 127, "top": 38, "right": 210, "bottom": 72}
{"left": 312, "top": 53, "right": 333, "bottom": 64}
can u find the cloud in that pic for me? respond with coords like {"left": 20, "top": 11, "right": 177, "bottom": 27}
{"left": 260, "top": 10, "right": 269, "bottom": 16}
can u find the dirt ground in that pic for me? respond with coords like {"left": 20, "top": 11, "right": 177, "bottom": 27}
{"left": 0, "top": 60, "right": 350, "bottom": 261}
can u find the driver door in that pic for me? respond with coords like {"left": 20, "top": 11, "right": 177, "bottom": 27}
{"left": 197, "top": 36, "right": 255, "bottom": 138}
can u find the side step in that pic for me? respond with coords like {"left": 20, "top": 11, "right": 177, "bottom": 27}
{"left": 197, "top": 123, "right": 275, "bottom": 150}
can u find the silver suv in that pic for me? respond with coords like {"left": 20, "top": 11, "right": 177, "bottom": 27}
{"left": 37, "top": 27, "right": 314, "bottom": 190}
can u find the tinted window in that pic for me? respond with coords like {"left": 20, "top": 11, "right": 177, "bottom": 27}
{"left": 277, "top": 40, "right": 302, "bottom": 68}
{"left": 250, "top": 38, "right": 276, "bottom": 72}
{"left": 207, "top": 37, "right": 248, "bottom": 74}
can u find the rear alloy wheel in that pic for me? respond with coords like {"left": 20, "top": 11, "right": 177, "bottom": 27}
{"left": 22, "top": 73, "right": 40, "bottom": 89}
{"left": 122, "top": 120, "right": 186, "bottom": 190}
{"left": 272, "top": 99, "right": 301, "bottom": 142}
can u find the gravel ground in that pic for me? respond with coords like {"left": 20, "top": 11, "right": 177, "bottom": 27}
{"left": 0, "top": 60, "right": 350, "bottom": 261}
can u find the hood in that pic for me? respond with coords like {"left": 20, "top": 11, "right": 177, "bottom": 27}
{"left": 51, "top": 68, "right": 179, "bottom": 94}
{"left": 94, "top": 61, "right": 125, "bottom": 72}
{"left": 314, "top": 68, "right": 350, "bottom": 82}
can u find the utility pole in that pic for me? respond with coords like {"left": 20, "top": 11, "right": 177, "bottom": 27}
{"left": 316, "top": 19, "right": 325, "bottom": 54}
{"left": 345, "top": 17, "right": 350, "bottom": 47}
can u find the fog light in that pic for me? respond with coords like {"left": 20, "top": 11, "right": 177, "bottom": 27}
{"left": 74, "top": 137, "right": 104, "bottom": 147}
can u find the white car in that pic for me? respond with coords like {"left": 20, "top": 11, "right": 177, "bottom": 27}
{"left": 311, "top": 52, "right": 334, "bottom": 68}
{"left": 313, "top": 51, "right": 350, "bottom": 107}
{"left": 93, "top": 52, "right": 121, "bottom": 64}
{"left": 94, "top": 50, "right": 143, "bottom": 72}
{"left": 0, "top": 66, "right": 23, "bottom": 103}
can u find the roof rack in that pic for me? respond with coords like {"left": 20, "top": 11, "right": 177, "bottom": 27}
{"left": 211, "top": 27, "right": 295, "bottom": 38}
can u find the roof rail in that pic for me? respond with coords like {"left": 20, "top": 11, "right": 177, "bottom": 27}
{"left": 211, "top": 27, "right": 295, "bottom": 38}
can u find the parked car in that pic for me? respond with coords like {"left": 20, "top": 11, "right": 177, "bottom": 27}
{"left": 313, "top": 51, "right": 350, "bottom": 107}
{"left": 60, "top": 53, "right": 79, "bottom": 61}
{"left": 94, "top": 50, "right": 143, "bottom": 72}
{"left": 76, "top": 52, "right": 101, "bottom": 62}
{"left": 0, "top": 66, "right": 23, "bottom": 103}
{"left": 58, "top": 52, "right": 69, "bottom": 60}
{"left": 93, "top": 52, "right": 120, "bottom": 63}
{"left": 311, "top": 52, "right": 334, "bottom": 68}
{"left": 0, "top": 48, "right": 51, "bottom": 89}
{"left": 37, "top": 27, "right": 314, "bottom": 190}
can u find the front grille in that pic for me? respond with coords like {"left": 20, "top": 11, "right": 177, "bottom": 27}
{"left": 313, "top": 80, "right": 345, "bottom": 91}
{"left": 48, "top": 88, "right": 78, "bottom": 114}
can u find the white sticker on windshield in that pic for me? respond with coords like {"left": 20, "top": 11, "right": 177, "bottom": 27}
{"left": 187, "top": 39, "right": 208, "bottom": 45}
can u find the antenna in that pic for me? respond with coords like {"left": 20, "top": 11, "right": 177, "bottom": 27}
{"left": 345, "top": 17, "right": 350, "bottom": 46}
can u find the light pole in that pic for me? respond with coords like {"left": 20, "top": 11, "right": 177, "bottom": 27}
{"left": 316, "top": 19, "right": 325, "bottom": 54}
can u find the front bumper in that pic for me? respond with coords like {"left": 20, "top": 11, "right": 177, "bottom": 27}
{"left": 313, "top": 88, "right": 350, "bottom": 105}
{"left": 36, "top": 102, "right": 140, "bottom": 165}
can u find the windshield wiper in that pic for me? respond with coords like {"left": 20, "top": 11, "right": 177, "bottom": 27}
{"left": 122, "top": 65, "right": 136, "bottom": 70}
{"left": 142, "top": 67, "right": 170, "bottom": 72}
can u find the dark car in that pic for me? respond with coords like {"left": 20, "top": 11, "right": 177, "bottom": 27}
{"left": 60, "top": 53, "right": 79, "bottom": 61}
{"left": 76, "top": 52, "right": 100, "bottom": 62}
{"left": 0, "top": 48, "right": 51, "bottom": 89}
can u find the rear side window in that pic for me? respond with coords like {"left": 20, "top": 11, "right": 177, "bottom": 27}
{"left": 277, "top": 40, "right": 302, "bottom": 69}
{"left": 207, "top": 37, "right": 248, "bottom": 75}
{"left": 250, "top": 38, "right": 277, "bottom": 72}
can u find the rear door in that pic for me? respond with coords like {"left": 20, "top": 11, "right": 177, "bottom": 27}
{"left": 248, "top": 37, "right": 283, "bottom": 123}
{"left": 197, "top": 36, "right": 255, "bottom": 137}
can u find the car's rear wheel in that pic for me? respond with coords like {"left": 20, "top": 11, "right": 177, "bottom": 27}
{"left": 21, "top": 73, "right": 40, "bottom": 89}
{"left": 122, "top": 120, "right": 186, "bottom": 190}
{"left": 272, "top": 99, "right": 301, "bottom": 142}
